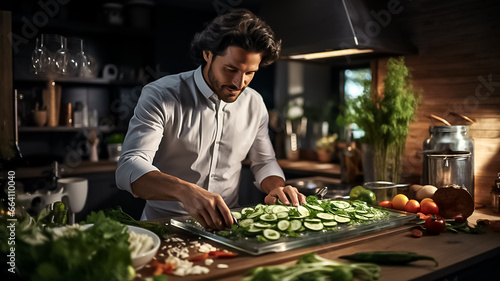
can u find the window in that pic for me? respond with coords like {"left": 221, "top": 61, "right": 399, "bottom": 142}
{"left": 343, "top": 68, "right": 371, "bottom": 140}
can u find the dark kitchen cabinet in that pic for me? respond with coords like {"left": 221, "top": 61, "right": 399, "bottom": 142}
{"left": 10, "top": 1, "right": 155, "bottom": 162}
{"left": 75, "top": 171, "right": 145, "bottom": 222}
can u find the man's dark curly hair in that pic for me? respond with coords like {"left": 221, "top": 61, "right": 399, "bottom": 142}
{"left": 190, "top": 9, "right": 281, "bottom": 67}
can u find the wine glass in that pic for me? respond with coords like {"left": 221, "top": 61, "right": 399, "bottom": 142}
{"left": 54, "top": 36, "right": 69, "bottom": 76}
{"left": 42, "top": 34, "right": 62, "bottom": 77}
{"left": 68, "top": 38, "right": 92, "bottom": 77}
{"left": 31, "top": 35, "right": 49, "bottom": 75}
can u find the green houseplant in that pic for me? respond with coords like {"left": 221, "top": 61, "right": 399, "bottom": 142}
{"left": 343, "top": 57, "right": 421, "bottom": 183}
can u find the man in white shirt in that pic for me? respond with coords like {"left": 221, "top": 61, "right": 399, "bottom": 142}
{"left": 116, "top": 9, "right": 306, "bottom": 230}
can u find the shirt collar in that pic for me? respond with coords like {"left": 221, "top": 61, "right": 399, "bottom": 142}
{"left": 194, "top": 66, "right": 226, "bottom": 107}
{"left": 194, "top": 66, "right": 214, "bottom": 100}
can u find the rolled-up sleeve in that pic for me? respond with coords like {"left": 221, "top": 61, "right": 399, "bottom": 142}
{"left": 115, "top": 85, "right": 166, "bottom": 194}
{"left": 247, "top": 104, "right": 285, "bottom": 191}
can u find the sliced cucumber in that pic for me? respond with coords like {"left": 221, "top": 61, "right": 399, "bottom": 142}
{"left": 239, "top": 218, "right": 254, "bottom": 228}
{"left": 277, "top": 220, "right": 291, "bottom": 231}
{"left": 253, "top": 222, "right": 273, "bottom": 228}
{"left": 334, "top": 215, "right": 351, "bottom": 223}
{"left": 316, "top": 212, "right": 335, "bottom": 221}
{"left": 297, "top": 205, "right": 310, "bottom": 217}
{"left": 260, "top": 213, "right": 278, "bottom": 222}
{"left": 247, "top": 208, "right": 264, "bottom": 219}
{"left": 304, "top": 222, "right": 324, "bottom": 231}
{"left": 276, "top": 212, "right": 289, "bottom": 219}
{"left": 332, "top": 201, "right": 350, "bottom": 209}
{"left": 322, "top": 221, "right": 338, "bottom": 227}
{"left": 265, "top": 205, "right": 275, "bottom": 213}
{"left": 304, "top": 218, "right": 322, "bottom": 223}
{"left": 246, "top": 225, "right": 263, "bottom": 234}
{"left": 241, "top": 207, "right": 254, "bottom": 215}
{"left": 289, "top": 220, "right": 302, "bottom": 231}
{"left": 231, "top": 211, "right": 242, "bottom": 220}
{"left": 306, "top": 204, "right": 324, "bottom": 212}
{"left": 263, "top": 229, "right": 280, "bottom": 240}
{"left": 364, "top": 213, "right": 375, "bottom": 218}
{"left": 272, "top": 205, "right": 289, "bottom": 214}
{"left": 355, "top": 209, "right": 368, "bottom": 214}
{"left": 355, "top": 214, "right": 369, "bottom": 221}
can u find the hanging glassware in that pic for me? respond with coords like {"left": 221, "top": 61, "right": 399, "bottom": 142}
{"left": 31, "top": 35, "right": 49, "bottom": 75}
{"left": 68, "top": 38, "right": 92, "bottom": 78}
{"left": 54, "top": 36, "right": 69, "bottom": 76}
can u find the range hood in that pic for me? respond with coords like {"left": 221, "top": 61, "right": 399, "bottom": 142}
{"left": 260, "top": 0, "right": 417, "bottom": 61}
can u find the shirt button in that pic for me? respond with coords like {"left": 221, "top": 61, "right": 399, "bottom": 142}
{"left": 211, "top": 174, "right": 215, "bottom": 178}
{"left": 216, "top": 141, "right": 220, "bottom": 144}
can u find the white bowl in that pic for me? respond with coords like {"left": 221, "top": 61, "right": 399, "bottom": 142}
{"left": 128, "top": 225, "right": 160, "bottom": 269}
{"left": 49, "top": 224, "right": 160, "bottom": 269}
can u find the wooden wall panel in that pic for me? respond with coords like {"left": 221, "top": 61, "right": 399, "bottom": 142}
{"left": 0, "top": 11, "right": 14, "bottom": 161}
{"left": 374, "top": 0, "right": 500, "bottom": 206}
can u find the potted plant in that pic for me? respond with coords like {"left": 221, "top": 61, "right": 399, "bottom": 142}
{"left": 341, "top": 57, "right": 421, "bottom": 183}
{"left": 315, "top": 133, "right": 338, "bottom": 163}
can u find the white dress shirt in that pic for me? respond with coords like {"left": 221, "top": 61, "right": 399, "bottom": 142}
{"left": 116, "top": 66, "right": 284, "bottom": 219}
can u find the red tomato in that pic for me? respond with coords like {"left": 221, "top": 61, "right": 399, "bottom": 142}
{"left": 404, "top": 199, "right": 421, "bottom": 213}
{"left": 425, "top": 217, "right": 446, "bottom": 234}
{"left": 421, "top": 201, "right": 439, "bottom": 215}
{"left": 379, "top": 201, "right": 393, "bottom": 208}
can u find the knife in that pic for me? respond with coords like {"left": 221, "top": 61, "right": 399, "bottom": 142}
{"left": 315, "top": 186, "right": 328, "bottom": 200}
{"left": 231, "top": 212, "right": 239, "bottom": 226}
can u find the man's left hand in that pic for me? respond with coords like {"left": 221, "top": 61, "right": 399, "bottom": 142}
{"left": 264, "top": 185, "right": 306, "bottom": 207}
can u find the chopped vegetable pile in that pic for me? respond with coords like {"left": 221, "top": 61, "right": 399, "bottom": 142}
{"left": 218, "top": 196, "right": 390, "bottom": 242}
{"left": 243, "top": 253, "right": 381, "bottom": 281}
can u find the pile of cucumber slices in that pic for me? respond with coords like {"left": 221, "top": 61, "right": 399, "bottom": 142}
{"left": 224, "top": 198, "right": 390, "bottom": 242}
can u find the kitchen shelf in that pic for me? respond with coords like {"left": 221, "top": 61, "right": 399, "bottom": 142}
{"left": 14, "top": 77, "right": 143, "bottom": 87}
{"left": 19, "top": 126, "right": 98, "bottom": 133}
{"left": 12, "top": 14, "right": 154, "bottom": 38}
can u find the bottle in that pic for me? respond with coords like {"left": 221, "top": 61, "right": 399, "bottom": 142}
{"left": 73, "top": 102, "right": 83, "bottom": 128}
{"left": 492, "top": 172, "right": 500, "bottom": 213}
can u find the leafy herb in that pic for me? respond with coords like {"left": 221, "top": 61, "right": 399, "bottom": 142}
{"left": 340, "top": 57, "right": 421, "bottom": 183}
{"left": 95, "top": 206, "right": 171, "bottom": 238}
{"left": 14, "top": 211, "right": 134, "bottom": 281}
{"left": 306, "top": 196, "right": 320, "bottom": 205}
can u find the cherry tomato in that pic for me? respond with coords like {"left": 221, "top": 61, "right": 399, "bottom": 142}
{"left": 379, "top": 201, "right": 393, "bottom": 208}
{"left": 420, "top": 198, "right": 434, "bottom": 205}
{"left": 392, "top": 194, "right": 409, "bottom": 211}
{"left": 404, "top": 199, "right": 421, "bottom": 213}
{"left": 453, "top": 214, "right": 467, "bottom": 224}
{"left": 425, "top": 216, "right": 446, "bottom": 234}
{"left": 421, "top": 200, "right": 439, "bottom": 215}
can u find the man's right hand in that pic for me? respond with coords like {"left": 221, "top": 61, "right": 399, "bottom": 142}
{"left": 131, "top": 171, "right": 234, "bottom": 230}
{"left": 179, "top": 184, "right": 234, "bottom": 231}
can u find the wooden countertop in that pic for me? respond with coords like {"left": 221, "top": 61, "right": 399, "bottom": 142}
{"left": 136, "top": 209, "right": 500, "bottom": 281}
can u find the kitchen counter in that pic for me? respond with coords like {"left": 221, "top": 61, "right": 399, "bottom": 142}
{"left": 136, "top": 208, "right": 500, "bottom": 281}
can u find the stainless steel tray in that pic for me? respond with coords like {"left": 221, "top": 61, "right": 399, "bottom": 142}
{"left": 170, "top": 206, "right": 417, "bottom": 255}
